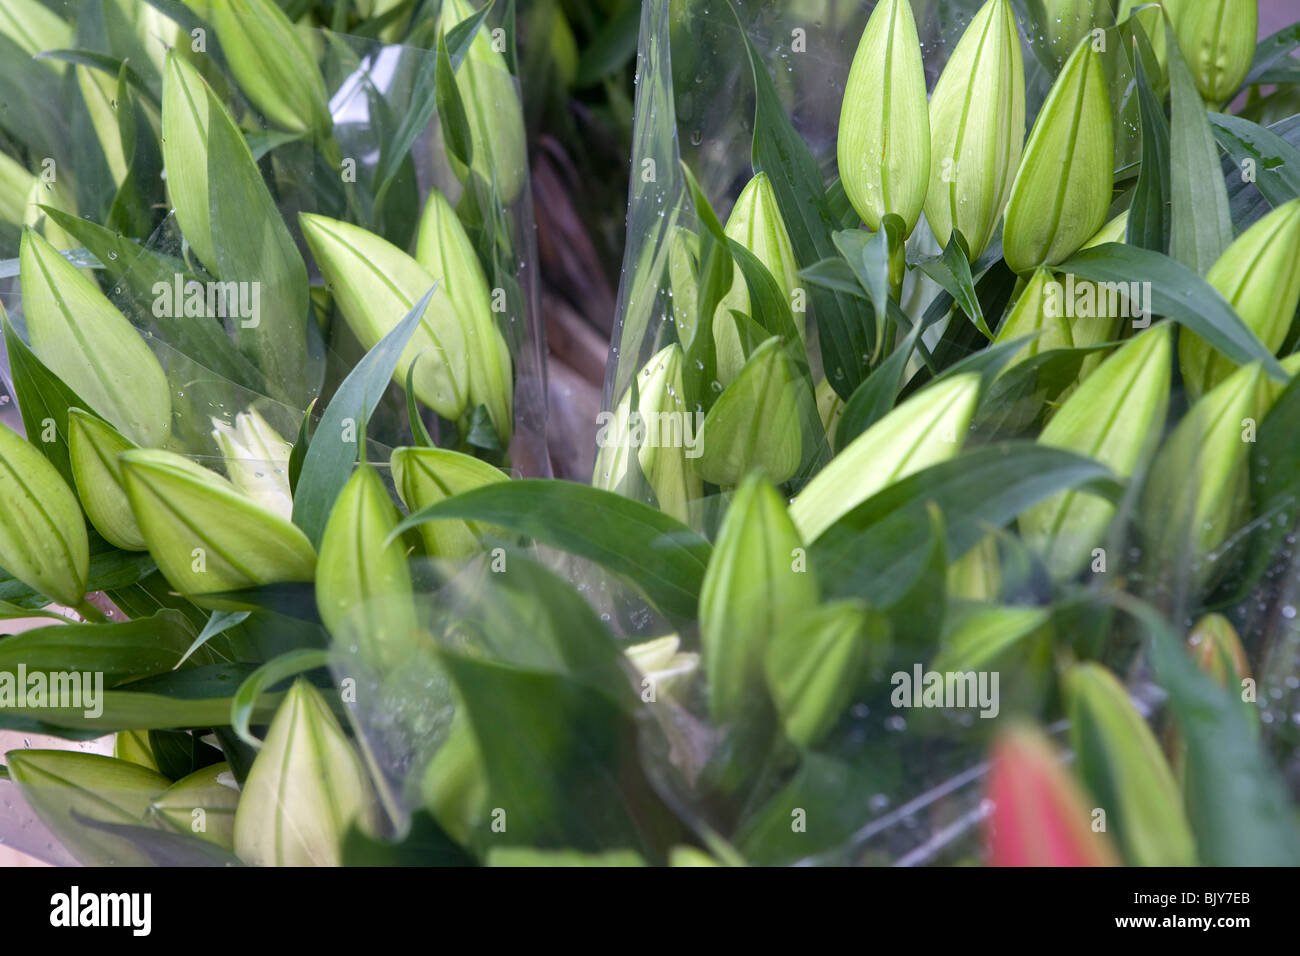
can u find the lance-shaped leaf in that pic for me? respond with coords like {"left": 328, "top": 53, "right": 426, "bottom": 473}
{"left": 300, "top": 213, "right": 469, "bottom": 420}
{"left": 6, "top": 750, "right": 171, "bottom": 866}
{"left": 1118, "top": 0, "right": 1168, "bottom": 91}
{"left": 791, "top": 373, "right": 980, "bottom": 542}
{"left": 18, "top": 229, "right": 170, "bottom": 448}
{"left": 924, "top": 0, "right": 1025, "bottom": 260}
{"left": 149, "top": 761, "right": 241, "bottom": 848}
{"left": 1066, "top": 662, "right": 1197, "bottom": 865}
{"left": 1002, "top": 38, "right": 1113, "bottom": 274}
{"left": 764, "top": 600, "right": 886, "bottom": 748}
{"left": 68, "top": 407, "right": 145, "bottom": 551}
{"left": 0, "top": 0, "right": 70, "bottom": 61}
{"left": 1019, "top": 324, "right": 1170, "bottom": 579}
{"left": 208, "top": 0, "right": 330, "bottom": 135}
{"left": 77, "top": 64, "right": 128, "bottom": 186}
{"left": 837, "top": 0, "right": 930, "bottom": 235}
{"left": 234, "top": 679, "right": 378, "bottom": 866}
{"left": 390, "top": 446, "right": 507, "bottom": 558}
{"left": 0, "top": 421, "right": 88, "bottom": 607}
{"left": 316, "top": 464, "right": 418, "bottom": 671}
{"left": 120, "top": 448, "right": 316, "bottom": 608}
{"left": 696, "top": 337, "right": 800, "bottom": 487}
{"left": 699, "top": 475, "right": 817, "bottom": 725}
{"left": 713, "top": 172, "right": 802, "bottom": 383}
{"left": 1179, "top": 197, "right": 1300, "bottom": 399}
{"left": 985, "top": 726, "right": 1119, "bottom": 866}
{"left": 415, "top": 188, "right": 512, "bottom": 443}
{"left": 1169, "top": 0, "right": 1256, "bottom": 105}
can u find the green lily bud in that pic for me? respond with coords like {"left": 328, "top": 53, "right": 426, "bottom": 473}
{"left": 667, "top": 226, "right": 700, "bottom": 346}
{"left": 1066, "top": 662, "right": 1197, "bottom": 866}
{"left": 421, "top": 712, "right": 486, "bottom": 845}
{"left": 838, "top": 0, "right": 930, "bottom": 235}
{"left": 816, "top": 377, "right": 844, "bottom": 447}
{"left": 77, "top": 65, "right": 129, "bottom": 187}
{"left": 0, "top": 154, "right": 74, "bottom": 246}
{"left": 764, "top": 600, "right": 885, "bottom": 748}
{"left": 670, "top": 846, "right": 720, "bottom": 867}
{"left": 120, "top": 448, "right": 316, "bottom": 607}
{"left": 696, "top": 337, "right": 801, "bottom": 487}
{"left": 20, "top": 229, "right": 171, "bottom": 447}
{"left": 442, "top": 0, "right": 527, "bottom": 204}
{"left": 946, "top": 534, "right": 1001, "bottom": 601}
{"left": 1186, "top": 613, "right": 1250, "bottom": 688}
{"left": 699, "top": 475, "right": 818, "bottom": 724}
{"left": 415, "top": 189, "right": 513, "bottom": 444}
{"left": 1065, "top": 211, "right": 1131, "bottom": 379}
{"left": 549, "top": 7, "right": 579, "bottom": 88}
{"left": 300, "top": 213, "right": 469, "bottom": 421}
{"left": 0, "top": 422, "right": 89, "bottom": 607}
{"left": 1143, "top": 362, "right": 1268, "bottom": 570}
{"left": 592, "top": 344, "right": 702, "bottom": 525}
{"left": 150, "top": 762, "right": 241, "bottom": 848}
{"left": 6, "top": 750, "right": 171, "bottom": 865}
{"left": 1020, "top": 324, "right": 1171, "bottom": 579}
{"left": 132, "top": 0, "right": 182, "bottom": 77}
{"left": 1039, "top": 0, "right": 1101, "bottom": 66}
{"left": 68, "top": 408, "right": 146, "bottom": 552}
{"left": 161, "top": 52, "right": 222, "bottom": 272}
{"left": 207, "top": 0, "right": 330, "bottom": 135}
{"left": 791, "top": 373, "right": 980, "bottom": 541}
{"left": 0, "top": 0, "right": 71, "bottom": 63}
{"left": 1118, "top": 0, "right": 1168, "bottom": 91}
{"left": 1168, "top": 0, "right": 1256, "bottom": 105}
{"left": 924, "top": 0, "right": 1025, "bottom": 259}
{"left": 114, "top": 730, "right": 160, "bottom": 772}
{"left": 625, "top": 634, "right": 699, "bottom": 700}
{"left": 1179, "top": 198, "right": 1300, "bottom": 400}
{"left": 234, "top": 679, "right": 378, "bottom": 866}
{"left": 316, "top": 464, "right": 418, "bottom": 669}
{"left": 994, "top": 267, "right": 1075, "bottom": 370}
{"left": 390, "top": 446, "right": 507, "bottom": 558}
{"left": 211, "top": 409, "right": 294, "bottom": 521}
{"left": 713, "top": 173, "right": 803, "bottom": 384}
{"left": 1002, "top": 38, "right": 1113, "bottom": 274}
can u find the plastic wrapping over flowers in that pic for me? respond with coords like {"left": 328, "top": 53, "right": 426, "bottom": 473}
{"left": 2, "top": 0, "right": 1300, "bottom": 874}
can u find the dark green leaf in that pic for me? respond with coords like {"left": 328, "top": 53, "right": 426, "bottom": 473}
{"left": 1127, "top": 37, "right": 1171, "bottom": 253}
{"left": 1210, "top": 112, "right": 1300, "bottom": 209}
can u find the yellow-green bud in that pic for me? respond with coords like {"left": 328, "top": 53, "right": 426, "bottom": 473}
{"left": 1020, "top": 324, "right": 1171, "bottom": 579}
{"left": 625, "top": 634, "right": 699, "bottom": 701}
{"left": 120, "top": 448, "right": 317, "bottom": 607}
{"left": 19, "top": 229, "right": 171, "bottom": 447}
{"left": 994, "top": 267, "right": 1075, "bottom": 370}
{"left": 234, "top": 679, "right": 378, "bottom": 866}
{"left": 1167, "top": 0, "right": 1256, "bottom": 105}
{"left": 300, "top": 213, "right": 470, "bottom": 421}
{"left": 0, "top": 421, "right": 89, "bottom": 607}
{"left": 1179, "top": 198, "right": 1300, "bottom": 400}
{"left": 210, "top": 409, "right": 294, "bottom": 521}
{"left": 390, "top": 446, "right": 508, "bottom": 558}
{"left": 1040, "top": 0, "right": 1102, "bottom": 66}
{"left": 838, "top": 0, "right": 930, "bottom": 235}
{"left": 149, "top": 762, "right": 241, "bottom": 848}
{"left": 791, "top": 373, "right": 980, "bottom": 541}
{"left": 161, "top": 52, "right": 225, "bottom": 273}
{"left": 816, "top": 376, "right": 844, "bottom": 447}
{"left": 924, "top": 0, "right": 1026, "bottom": 259}
{"left": 1002, "top": 38, "right": 1113, "bottom": 274}
{"left": 1118, "top": 0, "right": 1168, "bottom": 92}
{"left": 0, "top": 154, "right": 74, "bottom": 247}
{"left": 114, "top": 730, "right": 160, "bottom": 771}
{"left": 68, "top": 408, "right": 146, "bottom": 552}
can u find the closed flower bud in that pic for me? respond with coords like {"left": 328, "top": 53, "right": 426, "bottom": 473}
{"left": 0, "top": 154, "right": 74, "bottom": 247}
{"left": 1168, "top": 0, "right": 1256, "bottom": 105}
{"left": 443, "top": 0, "right": 527, "bottom": 204}
{"left": 1020, "top": 324, "right": 1170, "bottom": 579}
{"left": 946, "top": 534, "right": 1002, "bottom": 601}
{"left": 1002, "top": 39, "right": 1113, "bottom": 274}
{"left": 415, "top": 189, "right": 513, "bottom": 443}
{"left": 985, "top": 726, "right": 1119, "bottom": 866}
{"left": 713, "top": 173, "right": 803, "bottom": 383}
{"left": 994, "top": 267, "right": 1075, "bottom": 370}
{"left": 1186, "top": 613, "right": 1250, "bottom": 687}
{"left": 700, "top": 475, "right": 817, "bottom": 725}
{"left": 300, "top": 213, "right": 469, "bottom": 421}
{"left": 696, "top": 337, "right": 801, "bottom": 487}
{"left": 114, "top": 730, "right": 160, "bottom": 772}
{"left": 20, "top": 229, "right": 171, "bottom": 447}
{"left": 120, "top": 448, "right": 316, "bottom": 607}
{"left": 765, "top": 601, "right": 884, "bottom": 748}
{"left": 1066, "top": 662, "right": 1197, "bottom": 865}
{"left": 161, "top": 52, "right": 225, "bottom": 273}
{"left": 390, "top": 446, "right": 507, "bottom": 558}
{"left": 207, "top": 0, "right": 330, "bottom": 135}
{"left": 924, "top": 0, "right": 1026, "bottom": 259}
{"left": 1179, "top": 198, "right": 1300, "bottom": 400}
{"left": 316, "top": 464, "right": 418, "bottom": 670}
{"left": 838, "top": 0, "right": 930, "bottom": 235}
{"left": 791, "top": 373, "right": 980, "bottom": 541}
{"left": 816, "top": 377, "right": 844, "bottom": 447}
{"left": 234, "top": 679, "right": 378, "bottom": 866}
{"left": 68, "top": 408, "right": 146, "bottom": 552}
{"left": 625, "top": 634, "right": 699, "bottom": 700}
{"left": 150, "top": 762, "right": 241, "bottom": 848}
{"left": 667, "top": 226, "right": 700, "bottom": 346}
{"left": 1040, "top": 0, "right": 1101, "bottom": 66}
{"left": 1118, "top": 0, "right": 1168, "bottom": 92}
{"left": 592, "top": 344, "right": 702, "bottom": 524}
{"left": 0, "top": 422, "right": 89, "bottom": 607}
{"left": 6, "top": 750, "right": 171, "bottom": 865}
{"left": 211, "top": 409, "right": 294, "bottom": 521}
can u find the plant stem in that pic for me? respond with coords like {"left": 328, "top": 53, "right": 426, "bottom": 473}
{"left": 74, "top": 600, "right": 110, "bottom": 624}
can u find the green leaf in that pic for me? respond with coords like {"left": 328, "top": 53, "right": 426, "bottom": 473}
{"left": 1167, "top": 19, "right": 1234, "bottom": 275}
{"left": 1241, "top": 22, "right": 1300, "bottom": 88}
{"left": 1127, "top": 38, "right": 1171, "bottom": 253}
{"left": 391, "top": 480, "right": 711, "bottom": 625}
{"left": 833, "top": 320, "right": 921, "bottom": 452}
{"left": 436, "top": 25, "right": 473, "bottom": 169}
{"left": 917, "top": 235, "right": 993, "bottom": 339}
{"left": 34, "top": 49, "right": 159, "bottom": 108}
{"left": 1210, "top": 112, "right": 1300, "bottom": 209}
{"left": 292, "top": 284, "right": 438, "bottom": 548}
{"left": 229, "top": 649, "right": 330, "bottom": 749}
{"left": 1058, "top": 244, "right": 1286, "bottom": 379}
{"left": 0, "top": 611, "right": 196, "bottom": 685}
{"left": 342, "top": 810, "right": 475, "bottom": 866}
